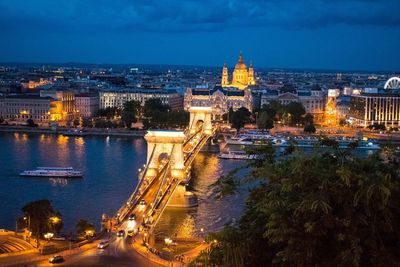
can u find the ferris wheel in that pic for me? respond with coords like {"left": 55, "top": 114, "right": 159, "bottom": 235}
{"left": 384, "top": 77, "right": 400, "bottom": 89}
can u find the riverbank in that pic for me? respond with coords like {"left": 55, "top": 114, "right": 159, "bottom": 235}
{"left": 0, "top": 125, "right": 146, "bottom": 138}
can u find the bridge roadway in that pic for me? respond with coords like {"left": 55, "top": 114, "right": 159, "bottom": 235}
{"left": 113, "top": 128, "right": 211, "bottom": 235}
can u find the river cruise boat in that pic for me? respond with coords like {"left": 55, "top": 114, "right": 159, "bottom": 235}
{"left": 218, "top": 151, "right": 260, "bottom": 160}
{"left": 20, "top": 167, "right": 83, "bottom": 178}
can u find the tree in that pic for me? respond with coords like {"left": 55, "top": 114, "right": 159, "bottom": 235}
{"left": 73, "top": 118, "right": 80, "bottom": 127}
{"left": 96, "top": 107, "right": 121, "bottom": 118}
{"left": 256, "top": 111, "right": 274, "bottom": 130}
{"left": 82, "top": 118, "right": 92, "bottom": 128}
{"left": 76, "top": 219, "right": 95, "bottom": 239}
{"left": 0, "top": 116, "right": 4, "bottom": 124}
{"left": 26, "top": 118, "right": 36, "bottom": 127}
{"left": 21, "top": 199, "right": 61, "bottom": 247}
{"left": 144, "top": 98, "right": 169, "bottom": 118}
{"left": 197, "top": 141, "right": 400, "bottom": 266}
{"left": 122, "top": 100, "right": 141, "bottom": 128}
{"left": 303, "top": 113, "right": 316, "bottom": 133}
{"left": 285, "top": 101, "right": 306, "bottom": 126}
{"left": 303, "top": 123, "right": 316, "bottom": 133}
{"left": 230, "top": 107, "right": 251, "bottom": 131}
{"left": 261, "top": 100, "right": 284, "bottom": 121}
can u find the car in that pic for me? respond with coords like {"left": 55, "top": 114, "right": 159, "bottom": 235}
{"left": 49, "top": 255, "right": 64, "bottom": 263}
{"left": 140, "top": 199, "right": 146, "bottom": 206}
{"left": 128, "top": 214, "right": 136, "bottom": 221}
{"left": 117, "top": 230, "right": 125, "bottom": 237}
{"left": 97, "top": 240, "right": 110, "bottom": 249}
{"left": 127, "top": 229, "right": 135, "bottom": 237}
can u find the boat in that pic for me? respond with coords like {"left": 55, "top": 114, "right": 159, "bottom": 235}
{"left": 62, "top": 129, "right": 86, "bottom": 136}
{"left": 20, "top": 167, "right": 83, "bottom": 178}
{"left": 218, "top": 151, "right": 259, "bottom": 160}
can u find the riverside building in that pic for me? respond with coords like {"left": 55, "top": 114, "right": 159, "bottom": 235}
{"left": 349, "top": 88, "right": 400, "bottom": 128}
{"left": 99, "top": 89, "right": 182, "bottom": 110}
{"left": 184, "top": 85, "right": 252, "bottom": 121}
{"left": 1, "top": 95, "right": 62, "bottom": 125}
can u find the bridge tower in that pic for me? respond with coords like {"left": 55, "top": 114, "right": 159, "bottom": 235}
{"left": 188, "top": 106, "right": 213, "bottom": 135}
{"left": 144, "top": 130, "right": 186, "bottom": 180}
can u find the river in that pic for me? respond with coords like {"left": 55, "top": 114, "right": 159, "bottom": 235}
{"left": 0, "top": 132, "right": 246, "bottom": 238}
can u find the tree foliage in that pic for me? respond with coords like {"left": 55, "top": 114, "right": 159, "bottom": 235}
{"left": 142, "top": 98, "right": 189, "bottom": 129}
{"left": 196, "top": 142, "right": 400, "bottom": 266}
{"left": 76, "top": 219, "right": 95, "bottom": 239}
{"left": 20, "top": 199, "right": 61, "bottom": 247}
{"left": 230, "top": 107, "right": 251, "bottom": 131}
{"left": 121, "top": 100, "right": 141, "bottom": 128}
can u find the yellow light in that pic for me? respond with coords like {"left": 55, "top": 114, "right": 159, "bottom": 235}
{"left": 50, "top": 216, "right": 61, "bottom": 224}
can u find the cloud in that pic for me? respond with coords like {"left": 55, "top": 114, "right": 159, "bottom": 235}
{"left": 0, "top": 0, "right": 399, "bottom": 33}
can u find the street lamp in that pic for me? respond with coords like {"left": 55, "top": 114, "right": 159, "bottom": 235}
{"left": 44, "top": 232, "right": 54, "bottom": 242}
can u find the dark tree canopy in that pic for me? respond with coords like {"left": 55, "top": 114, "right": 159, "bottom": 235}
{"left": 192, "top": 142, "right": 400, "bottom": 267}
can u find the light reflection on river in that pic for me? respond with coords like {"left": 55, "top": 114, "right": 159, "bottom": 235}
{"left": 0, "top": 132, "right": 246, "bottom": 238}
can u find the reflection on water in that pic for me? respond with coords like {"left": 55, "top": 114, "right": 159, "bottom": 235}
{"left": 49, "top": 178, "right": 69, "bottom": 186}
{"left": 0, "top": 133, "right": 147, "bottom": 232}
{"left": 155, "top": 153, "right": 248, "bottom": 239}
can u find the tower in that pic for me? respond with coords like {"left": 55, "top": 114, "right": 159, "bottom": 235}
{"left": 248, "top": 61, "right": 256, "bottom": 86}
{"left": 221, "top": 62, "right": 229, "bottom": 86}
{"left": 232, "top": 52, "right": 248, "bottom": 89}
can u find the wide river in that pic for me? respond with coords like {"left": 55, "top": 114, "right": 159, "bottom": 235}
{"left": 0, "top": 132, "right": 246, "bottom": 238}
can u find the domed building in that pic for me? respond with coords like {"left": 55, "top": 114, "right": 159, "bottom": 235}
{"left": 221, "top": 53, "right": 256, "bottom": 90}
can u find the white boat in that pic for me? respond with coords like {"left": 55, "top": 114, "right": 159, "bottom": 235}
{"left": 20, "top": 167, "right": 83, "bottom": 178}
{"left": 218, "top": 151, "right": 259, "bottom": 160}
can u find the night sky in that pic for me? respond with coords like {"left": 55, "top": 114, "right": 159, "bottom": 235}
{"left": 0, "top": 0, "right": 399, "bottom": 71}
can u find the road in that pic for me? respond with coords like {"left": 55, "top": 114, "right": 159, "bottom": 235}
{"left": 34, "top": 237, "right": 161, "bottom": 267}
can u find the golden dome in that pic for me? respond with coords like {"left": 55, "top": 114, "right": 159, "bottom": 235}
{"left": 234, "top": 52, "right": 247, "bottom": 70}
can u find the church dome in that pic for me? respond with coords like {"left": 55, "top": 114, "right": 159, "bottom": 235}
{"left": 234, "top": 53, "right": 247, "bottom": 70}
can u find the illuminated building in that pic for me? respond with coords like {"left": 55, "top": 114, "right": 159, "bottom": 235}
{"left": 324, "top": 89, "right": 340, "bottom": 126}
{"left": 221, "top": 53, "right": 256, "bottom": 90}
{"left": 40, "top": 90, "right": 75, "bottom": 121}
{"left": 184, "top": 86, "right": 252, "bottom": 120}
{"left": 21, "top": 78, "right": 52, "bottom": 89}
{"left": 75, "top": 93, "right": 99, "bottom": 118}
{"left": 349, "top": 88, "right": 400, "bottom": 127}
{"left": 1, "top": 95, "right": 62, "bottom": 124}
{"left": 99, "top": 89, "right": 182, "bottom": 110}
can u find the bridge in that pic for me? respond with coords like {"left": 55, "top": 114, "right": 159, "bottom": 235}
{"left": 109, "top": 106, "right": 213, "bottom": 245}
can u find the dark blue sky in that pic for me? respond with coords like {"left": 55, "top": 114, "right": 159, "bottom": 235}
{"left": 0, "top": 0, "right": 399, "bottom": 71}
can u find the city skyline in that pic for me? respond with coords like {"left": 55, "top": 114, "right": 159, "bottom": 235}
{"left": 0, "top": 0, "right": 400, "bottom": 71}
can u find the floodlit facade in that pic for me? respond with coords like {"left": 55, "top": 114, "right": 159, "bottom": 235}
{"left": 349, "top": 89, "right": 400, "bottom": 127}
{"left": 1, "top": 95, "right": 62, "bottom": 124}
{"left": 40, "top": 90, "right": 75, "bottom": 121}
{"left": 184, "top": 86, "right": 252, "bottom": 120}
{"left": 75, "top": 93, "right": 100, "bottom": 118}
{"left": 221, "top": 53, "right": 256, "bottom": 90}
{"left": 99, "top": 89, "right": 182, "bottom": 110}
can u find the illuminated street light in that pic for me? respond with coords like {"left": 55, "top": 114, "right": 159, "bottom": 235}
{"left": 44, "top": 232, "right": 54, "bottom": 241}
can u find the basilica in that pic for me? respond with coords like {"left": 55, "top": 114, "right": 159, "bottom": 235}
{"left": 221, "top": 52, "right": 256, "bottom": 90}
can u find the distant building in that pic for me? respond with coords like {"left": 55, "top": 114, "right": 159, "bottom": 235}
{"left": 99, "top": 89, "right": 182, "bottom": 110}
{"left": 75, "top": 93, "right": 100, "bottom": 118}
{"left": 1, "top": 95, "right": 62, "bottom": 124}
{"left": 21, "top": 78, "right": 52, "bottom": 90}
{"left": 184, "top": 86, "right": 252, "bottom": 120}
{"left": 221, "top": 53, "right": 256, "bottom": 90}
{"left": 349, "top": 88, "right": 400, "bottom": 127}
{"left": 40, "top": 90, "right": 75, "bottom": 121}
{"left": 260, "top": 87, "right": 325, "bottom": 123}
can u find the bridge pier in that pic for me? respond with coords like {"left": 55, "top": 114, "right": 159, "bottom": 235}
{"left": 167, "top": 184, "right": 198, "bottom": 208}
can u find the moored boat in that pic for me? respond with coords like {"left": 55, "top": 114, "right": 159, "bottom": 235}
{"left": 20, "top": 167, "right": 83, "bottom": 178}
